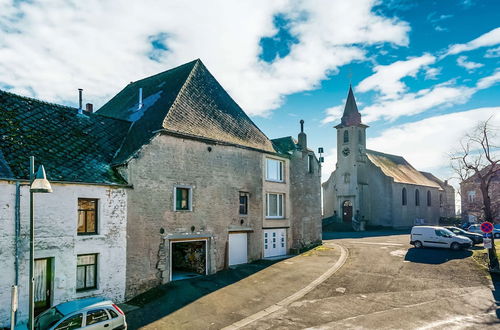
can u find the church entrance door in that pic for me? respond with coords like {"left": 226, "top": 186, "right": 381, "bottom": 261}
{"left": 342, "top": 200, "right": 353, "bottom": 222}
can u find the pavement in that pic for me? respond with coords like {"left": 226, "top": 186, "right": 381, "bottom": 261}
{"left": 125, "top": 244, "right": 343, "bottom": 329}
{"left": 125, "top": 231, "right": 500, "bottom": 329}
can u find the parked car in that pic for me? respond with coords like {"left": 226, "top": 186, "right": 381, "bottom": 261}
{"left": 467, "top": 224, "right": 500, "bottom": 238}
{"left": 445, "top": 226, "right": 483, "bottom": 245}
{"left": 410, "top": 226, "right": 472, "bottom": 250}
{"left": 34, "top": 297, "right": 126, "bottom": 330}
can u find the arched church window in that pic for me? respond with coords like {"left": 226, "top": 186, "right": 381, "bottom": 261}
{"left": 343, "top": 130, "right": 349, "bottom": 143}
{"left": 427, "top": 191, "right": 431, "bottom": 206}
{"left": 344, "top": 173, "right": 350, "bottom": 184}
{"left": 439, "top": 194, "right": 443, "bottom": 207}
{"left": 402, "top": 188, "right": 407, "bottom": 206}
{"left": 415, "top": 189, "right": 420, "bottom": 206}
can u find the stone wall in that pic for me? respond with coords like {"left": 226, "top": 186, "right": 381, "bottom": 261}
{"left": 122, "top": 134, "right": 291, "bottom": 299}
{"left": 0, "top": 181, "right": 127, "bottom": 327}
{"left": 290, "top": 150, "right": 322, "bottom": 248}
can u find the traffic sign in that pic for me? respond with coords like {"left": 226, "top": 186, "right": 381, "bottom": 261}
{"left": 481, "top": 221, "right": 494, "bottom": 233}
{"left": 484, "top": 232, "right": 493, "bottom": 238}
{"left": 484, "top": 238, "right": 493, "bottom": 249}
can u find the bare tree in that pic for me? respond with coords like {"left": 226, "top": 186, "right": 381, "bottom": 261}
{"left": 451, "top": 116, "right": 499, "bottom": 222}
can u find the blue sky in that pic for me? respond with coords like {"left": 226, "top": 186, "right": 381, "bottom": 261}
{"left": 0, "top": 0, "right": 499, "bottom": 192}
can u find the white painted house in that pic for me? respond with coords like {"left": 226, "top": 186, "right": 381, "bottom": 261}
{"left": 0, "top": 90, "right": 129, "bottom": 327}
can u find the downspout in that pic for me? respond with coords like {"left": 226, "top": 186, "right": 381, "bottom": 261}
{"left": 14, "top": 181, "right": 21, "bottom": 325}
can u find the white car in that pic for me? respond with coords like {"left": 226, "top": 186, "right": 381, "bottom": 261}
{"left": 34, "top": 297, "right": 126, "bottom": 330}
{"left": 410, "top": 226, "right": 472, "bottom": 250}
{"left": 467, "top": 224, "right": 500, "bottom": 238}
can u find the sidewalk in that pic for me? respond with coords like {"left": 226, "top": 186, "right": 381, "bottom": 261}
{"left": 125, "top": 243, "right": 343, "bottom": 329}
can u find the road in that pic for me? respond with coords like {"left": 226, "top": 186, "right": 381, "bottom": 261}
{"left": 245, "top": 232, "right": 500, "bottom": 329}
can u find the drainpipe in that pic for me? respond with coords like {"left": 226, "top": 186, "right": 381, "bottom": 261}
{"left": 13, "top": 181, "right": 21, "bottom": 327}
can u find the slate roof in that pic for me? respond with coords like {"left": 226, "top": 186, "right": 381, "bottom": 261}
{"left": 366, "top": 149, "right": 442, "bottom": 189}
{"left": 420, "top": 171, "right": 450, "bottom": 189}
{"left": 0, "top": 90, "right": 131, "bottom": 184}
{"left": 271, "top": 136, "right": 298, "bottom": 155}
{"left": 98, "top": 59, "right": 275, "bottom": 164}
{"left": 336, "top": 86, "right": 364, "bottom": 128}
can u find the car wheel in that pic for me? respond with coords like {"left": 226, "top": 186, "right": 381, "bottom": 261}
{"left": 414, "top": 240, "right": 423, "bottom": 248}
{"left": 494, "top": 233, "right": 500, "bottom": 239}
{"left": 451, "top": 242, "right": 460, "bottom": 251}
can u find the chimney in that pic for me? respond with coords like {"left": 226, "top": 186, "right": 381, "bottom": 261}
{"left": 138, "top": 88, "right": 143, "bottom": 110}
{"left": 298, "top": 119, "right": 307, "bottom": 150}
{"left": 78, "top": 88, "right": 83, "bottom": 114}
{"left": 85, "top": 103, "right": 93, "bottom": 113}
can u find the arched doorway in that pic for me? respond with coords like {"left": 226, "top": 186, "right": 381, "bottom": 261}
{"left": 342, "top": 200, "right": 353, "bottom": 222}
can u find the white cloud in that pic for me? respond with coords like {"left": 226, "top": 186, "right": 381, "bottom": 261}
{"left": 356, "top": 54, "right": 436, "bottom": 100}
{"left": 456, "top": 56, "right": 484, "bottom": 71}
{"left": 357, "top": 68, "right": 500, "bottom": 123}
{"left": 485, "top": 46, "right": 500, "bottom": 58}
{"left": 424, "top": 67, "right": 441, "bottom": 80}
{"left": 367, "top": 108, "right": 499, "bottom": 185}
{"left": 0, "top": 0, "right": 410, "bottom": 116}
{"left": 445, "top": 27, "right": 500, "bottom": 56}
{"left": 321, "top": 105, "right": 344, "bottom": 125}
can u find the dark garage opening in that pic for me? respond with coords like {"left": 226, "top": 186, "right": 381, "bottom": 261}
{"left": 171, "top": 240, "right": 207, "bottom": 281}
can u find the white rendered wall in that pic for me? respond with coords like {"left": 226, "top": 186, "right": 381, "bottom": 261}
{"left": 0, "top": 181, "right": 127, "bottom": 327}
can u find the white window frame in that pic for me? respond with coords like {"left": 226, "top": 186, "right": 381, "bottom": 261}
{"left": 266, "top": 193, "right": 284, "bottom": 219}
{"left": 173, "top": 185, "right": 193, "bottom": 211}
{"left": 266, "top": 158, "right": 284, "bottom": 182}
{"left": 467, "top": 190, "right": 476, "bottom": 203}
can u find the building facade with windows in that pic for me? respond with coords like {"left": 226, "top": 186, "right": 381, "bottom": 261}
{"left": 96, "top": 59, "right": 322, "bottom": 298}
{"left": 0, "top": 91, "right": 128, "bottom": 327}
{"left": 322, "top": 87, "right": 455, "bottom": 228}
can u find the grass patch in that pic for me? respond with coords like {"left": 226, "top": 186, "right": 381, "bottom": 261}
{"left": 472, "top": 241, "right": 500, "bottom": 271}
{"left": 301, "top": 244, "right": 334, "bottom": 257}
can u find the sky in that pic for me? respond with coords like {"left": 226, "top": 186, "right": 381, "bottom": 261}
{"left": 0, "top": 0, "right": 499, "bottom": 207}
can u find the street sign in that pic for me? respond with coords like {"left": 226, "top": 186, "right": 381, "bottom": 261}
{"left": 484, "top": 238, "right": 493, "bottom": 249}
{"left": 480, "top": 221, "right": 494, "bottom": 233}
{"left": 484, "top": 232, "right": 493, "bottom": 238}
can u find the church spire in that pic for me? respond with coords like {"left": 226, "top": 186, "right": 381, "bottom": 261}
{"left": 340, "top": 85, "right": 362, "bottom": 126}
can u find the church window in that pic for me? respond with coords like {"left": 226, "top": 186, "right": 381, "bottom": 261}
{"left": 402, "top": 188, "right": 407, "bottom": 206}
{"left": 358, "top": 130, "right": 362, "bottom": 144}
{"left": 343, "top": 130, "right": 349, "bottom": 143}
{"left": 344, "top": 173, "right": 350, "bottom": 184}
{"left": 415, "top": 189, "right": 420, "bottom": 206}
{"left": 439, "top": 194, "right": 443, "bottom": 207}
{"left": 427, "top": 191, "right": 431, "bottom": 206}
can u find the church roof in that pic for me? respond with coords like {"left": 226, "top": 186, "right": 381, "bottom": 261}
{"left": 336, "top": 86, "right": 364, "bottom": 128}
{"left": 98, "top": 59, "right": 275, "bottom": 164}
{"left": 366, "top": 149, "right": 442, "bottom": 189}
{"left": 0, "top": 90, "right": 131, "bottom": 184}
{"left": 420, "top": 171, "right": 451, "bottom": 190}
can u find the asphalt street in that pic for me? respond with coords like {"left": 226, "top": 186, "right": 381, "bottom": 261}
{"left": 246, "top": 232, "right": 500, "bottom": 329}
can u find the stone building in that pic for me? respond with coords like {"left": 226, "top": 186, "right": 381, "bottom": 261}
{"left": 460, "top": 164, "right": 500, "bottom": 222}
{"left": 0, "top": 91, "right": 128, "bottom": 327}
{"left": 96, "top": 59, "right": 322, "bottom": 298}
{"left": 322, "top": 87, "right": 455, "bottom": 228}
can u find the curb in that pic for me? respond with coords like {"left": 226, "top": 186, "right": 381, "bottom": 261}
{"left": 222, "top": 242, "right": 349, "bottom": 330}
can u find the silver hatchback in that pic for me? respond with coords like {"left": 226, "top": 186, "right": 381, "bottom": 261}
{"left": 34, "top": 297, "right": 127, "bottom": 330}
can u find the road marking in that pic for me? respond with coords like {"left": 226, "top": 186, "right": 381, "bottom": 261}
{"left": 222, "top": 243, "right": 349, "bottom": 330}
{"left": 355, "top": 242, "right": 404, "bottom": 246}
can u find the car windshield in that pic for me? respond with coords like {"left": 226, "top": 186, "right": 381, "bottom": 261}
{"left": 438, "top": 228, "right": 455, "bottom": 236}
{"left": 35, "top": 307, "right": 64, "bottom": 330}
{"left": 494, "top": 224, "right": 500, "bottom": 229}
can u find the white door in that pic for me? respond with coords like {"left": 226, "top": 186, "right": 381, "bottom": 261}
{"left": 229, "top": 233, "right": 248, "bottom": 266}
{"left": 263, "top": 229, "right": 286, "bottom": 257}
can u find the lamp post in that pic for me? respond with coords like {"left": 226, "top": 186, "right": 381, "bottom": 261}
{"left": 28, "top": 156, "right": 52, "bottom": 330}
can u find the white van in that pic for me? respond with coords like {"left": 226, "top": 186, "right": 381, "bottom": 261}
{"left": 410, "top": 226, "right": 472, "bottom": 250}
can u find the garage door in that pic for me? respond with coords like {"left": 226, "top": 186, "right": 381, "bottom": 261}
{"left": 229, "top": 233, "right": 248, "bottom": 266}
{"left": 263, "top": 229, "right": 286, "bottom": 258}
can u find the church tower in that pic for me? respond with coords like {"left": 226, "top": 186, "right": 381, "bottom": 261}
{"left": 334, "top": 86, "right": 368, "bottom": 222}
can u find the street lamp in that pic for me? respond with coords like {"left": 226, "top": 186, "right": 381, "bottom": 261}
{"left": 28, "top": 156, "right": 52, "bottom": 330}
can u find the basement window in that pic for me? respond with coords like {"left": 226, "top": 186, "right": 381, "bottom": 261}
{"left": 77, "top": 199, "right": 98, "bottom": 235}
{"left": 174, "top": 186, "right": 192, "bottom": 211}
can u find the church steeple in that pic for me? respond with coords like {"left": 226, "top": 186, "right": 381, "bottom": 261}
{"left": 340, "top": 85, "right": 362, "bottom": 127}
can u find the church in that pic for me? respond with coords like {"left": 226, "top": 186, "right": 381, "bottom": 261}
{"left": 322, "top": 87, "right": 455, "bottom": 228}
